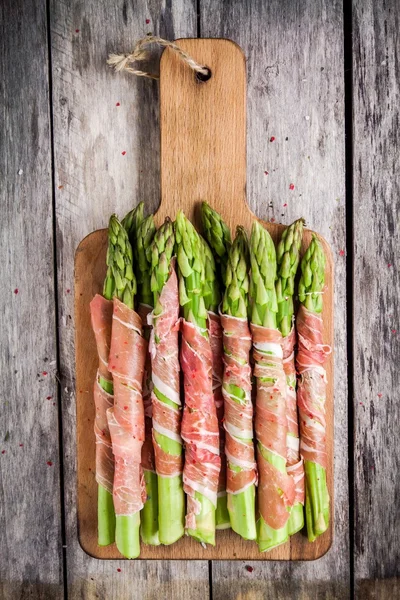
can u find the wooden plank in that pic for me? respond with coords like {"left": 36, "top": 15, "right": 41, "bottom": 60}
{"left": 353, "top": 1, "right": 400, "bottom": 597}
{"left": 75, "top": 38, "right": 334, "bottom": 561}
{"left": 50, "top": 0, "right": 210, "bottom": 597}
{"left": 0, "top": 1, "right": 64, "bottom": 598}
{"left": 200, "top": 0, "right": 349, "bottom": 596}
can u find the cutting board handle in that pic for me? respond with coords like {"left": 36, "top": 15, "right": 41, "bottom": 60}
{"left": 156, "top": 38, "right": 250, "bottom": 232}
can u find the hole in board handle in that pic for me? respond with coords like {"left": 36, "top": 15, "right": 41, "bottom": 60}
{"left": 196, "top": 67, "right": 212, "bottom": 83}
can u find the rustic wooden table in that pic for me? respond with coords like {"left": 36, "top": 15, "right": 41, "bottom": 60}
{"left": 1, "top": 1, "right": 398, "bottom": 598}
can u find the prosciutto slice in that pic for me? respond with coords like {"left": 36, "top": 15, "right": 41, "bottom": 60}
{"left": 180, "top": 319, "right": 221, "bottom": 528}
{"left": 296, "top": 305, "right": 331, "bottom": 469}
{"left": 220, "top": 313, "right": 257, "bottom": 495}
{"left": 90, "top": 294, "right": 114, "bottom": 494}
{"left": 149, "top": 265, "right": 183, "bottom": 478}
{"left": 208, "top": 312, "right": 227, "bottom": 504}
{"left": 137, "top": 303, "right": 155, "bottom": 475}
{"left": 251, "top": 323, "right": 295, "bottom": 530}
{"left": 282, "top": 326, "right": 305, "bottom": 505}
{"left": 106, "top": 298, "right": 147, "bottom": 516}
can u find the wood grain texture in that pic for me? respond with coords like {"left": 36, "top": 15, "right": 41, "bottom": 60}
{"left": 50, "top": 0, "right": 210, "bottom": 598}
{"left": 353, "top": 1, "right": 400, "bottom": 597}
{"left": 200, "top": 0, "right": 349, "bottom": 597}
{"left": 0, "top": 1, "right": 63, "bottom": 598}
{"left": 75, "top": 38, "right": 334, "bottom": 561}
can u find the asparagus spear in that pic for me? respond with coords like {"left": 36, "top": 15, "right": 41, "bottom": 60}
{"left": 147, "top": 218, "right": 185, "bottom": 544}
{"left": 175, "top": 211, "right": 220, "bottom": 545}
{"left": 92, "top": 233, "right": 117, "bottom": 546}
{"left": 201, "top": 237, "right": 230, "bottom": 530}
{"left": 175, "top": 211, "right": 207, "bottom": 329}
{"left": 122, "top": 201, "right": 144, "bottom": 248}
{"left": 107, "top": 215, "right": 136, "bottom": 307}
{"left": 250, "top": 221, "right": 294, "bottom": 552}
{"left": 201, "top": 204, "right": 232, "bottom": 530}
{"left": 107, "top": 215, "right": 141, "bottom": 559}
{"left": 276, "top": 219, "right": 305, "bottom": 535}
{"left": 221, "top": 227, "right": 257, "bottom": 540}
{"left": 276, "top": 219, "right": 304, "bottom": 337}
{"left": 201, "top": 201, "right": 231, "bottom": 283}
{"left": 135, "top": 215, "right": 156, "bottom": 306}
{"left": 134, "top": 215, "right": 160, "bottom": 546}
{"left": 201, "top": 237, "right": 221, "bottom": 311}
{"left": 297, "top": 236, "right": 330, "bottom": 541}
{"left": 222, "top": 227, "right": 249, "bottom": 318}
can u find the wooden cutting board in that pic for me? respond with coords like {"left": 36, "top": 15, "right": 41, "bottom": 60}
{"left": 74, "top": 38, "right": 334, "bottom": 560}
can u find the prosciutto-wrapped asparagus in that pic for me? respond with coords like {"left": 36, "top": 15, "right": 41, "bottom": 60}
{"left": 175, "top": 211, "right": 221, "bottom": 545}
{"left": 250, "top": 222, "right": 295, "bottom": 552}
{"left": 148, "top": 218, "right": 185, "bottom": 544}
{"left": 106, "top": 215, "right": 147, "bottom": 559}
{"left": 201, "top": 237, "right": 230, "bottom": 530}
{"left": 221, "top": 227, "right": 257, "bottom": 540}
{"left": 134, "top": 215, "right": 160, "bottom": 546}
{"left": 276, "top": 219, "right": 305, "bottom": 535}
{"left": 201, "top": 203, "right": 232, "bottom": 530}
{"left": 296, "top": 235, "right": 331, "bottom": 541}
{"left": 90, "top": 266, "right": 115, "bottom": 546}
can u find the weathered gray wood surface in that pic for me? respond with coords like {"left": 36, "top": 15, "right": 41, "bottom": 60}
{"left": 353, "top": 1, "right": 400, "bottom": 598}
{"left": 0, "top": 1, "right": 63, "bottom": 598}
{"left": 201, "top": 0, "right": 349, "bottom": 597}
{"left": 50, "top": 0, "right": 209, "bottom": 597}
{"left": 2, "top": 0, "right": 400, "bottom": 597}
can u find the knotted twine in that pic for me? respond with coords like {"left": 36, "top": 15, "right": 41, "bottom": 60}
{"left": 107, "top": 35, "right": 209, "bottom": 80}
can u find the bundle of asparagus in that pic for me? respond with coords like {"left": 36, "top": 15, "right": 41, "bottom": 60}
{"left": 147, "top": 218, "right": 185, "bottom": 544}
{"left": 276, "top": 219, "right": 305, "bottom": 536}
{"left": 296, "top": 236, "right": 331, "bottom": 541}
{"left": 89, "top": 204, "right": 332, "bottom": 557}
{"left": 250, "top": 222, "right": 295, "bottom": 552}
{"left": 221, "top": 227, "right": 257, "bottom": 540}
{"left": 105, "top": 215, "right": 147, "bottom": 559}
{"left": 176, "top": 211, "right": 221, "bottom": 545}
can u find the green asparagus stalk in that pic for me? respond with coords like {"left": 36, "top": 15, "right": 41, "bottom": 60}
{"left": 122, "top": 201, "right": 144, "bottom": 248}
{"left": 201, "top": 204, "right": 232, "bottom": 530}
{"left": 107, "top": 215, "right": 136, "bottom": 307}
{"left": 107, "top": 215, "right": 140, "bottom": 558}
{"left": 95, "top": 236, "right": 117, "bottom": 546}
{"left": 201, "top": 237, "right": 221, "bottom": 312}
{"left": 250, "top": 221, "right": 292, "bottom": 552}
{"left": 134, "top": 215, "right": 160, "bottom": 546}
{"left": 201, "top": 201, "right": 231, "bottom": 283}
{"left": 297, "top": 236, "right": 330, "bottom": 541}
{"left": 135, "top": 215, "right": 156, "bottom": 306}
{"left": 200, "top": 237, "right": 230, "bottom": 530}
{"left": 147, "top": 218, "right": 185, "bottom": 544}
{"left": 276, "top": 219, "right": 304, "bottom": 337}
{"left": 175, "top": 211, "right": 218, "bottom": 545}
{"left": 222, "top": 227, "right": 249, "bottom": 318}
{"left": 276, "top": 219, "right": 304, "bottom": 536}
{"left": 222, "top": 227, "right": 257, "bottom": 540}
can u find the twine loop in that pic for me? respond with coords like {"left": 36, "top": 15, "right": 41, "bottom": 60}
{"left": 107, "top": 35, "right": 209, "bottom": 80}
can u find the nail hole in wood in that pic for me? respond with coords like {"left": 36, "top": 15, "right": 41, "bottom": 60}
{"left": 196, "top": 68, "right": 212, "bottom": 82}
